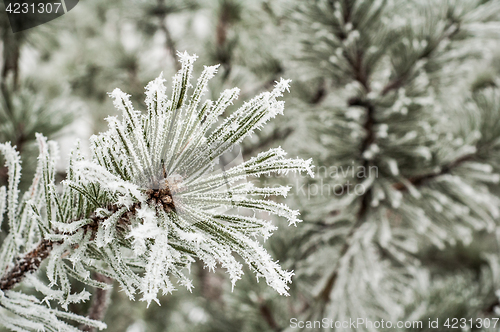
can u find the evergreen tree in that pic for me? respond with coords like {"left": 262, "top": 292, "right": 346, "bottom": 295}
{"left": 2, "top": 0, "right": 500, "bottom": 331}
{"left": 290, "top": 0, "right": 500, "bottom": 330}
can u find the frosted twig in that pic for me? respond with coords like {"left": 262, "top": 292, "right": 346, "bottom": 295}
{"left": 0, "top": 239, "right": 56, "bottom": 291}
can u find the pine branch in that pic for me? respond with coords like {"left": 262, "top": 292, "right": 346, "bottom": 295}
{"left": 311, "top": 0, "right": 387, "bottom": 306}
{"left": 315, "top": 61, "right": 375, "bottom": 310}
{"left": 81, "top": 273, "right": 113, "bottom": 332}
{"left": 0, "top": 133, "right": 28, "bottom": 186}
{"left": 1, "top": 28, "right": 22, "bottom": 90}
{"left": 155, "top": 0, "right": 181, "bottom": 71}
{"left": 310, "top": 78, "right": 327, "bottom": 105}
{"left": 258, "top": 298, "right": 281, "bottom": 332}
{"left": 0, "top": 91, "right": 29, "bottom": 187}
{"left": 314, "top": 98, "right": 377, "bottom": 298}
{"left": 0, "top": 55, "right": 313, "bottom": 330}
{"left": 393, "top": 153, "right": 476, "bottom": 191}
{"left": 215, "top": 0, "right": 238, "bottom": 80}
{"left": 381, "top": 22, "right": 461, "bottom": 97}
{"left": 0, "top": 203, "right": 136, "bottom": 292}
{"left": 316, "top": 198, "right": 368, "bottom": 303}
{"left": 0, "top": 239, "right": 56, "bottom": 291}
{"left": 313, "top": 8, "right": 469, "bottom": 308}
{"left": 216, "top": 5, "right": 230, "bottom": 50}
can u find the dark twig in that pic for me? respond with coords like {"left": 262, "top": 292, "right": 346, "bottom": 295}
{"left": 381, "top": 23, "right": 461, "bottom": 96}
{"left": 313, "top": 2, "right": 376, "bottom": 305}
{"left": 317, "top": 196, "right": 368, "bottom": 302}
{"left": 215, "top": 0, "right": 238, "bottom": 81}
{"left": 314, "top": 101, "right": 374, "bottom": 306}
{"left": 196, "top": 263, "right": 223, "bottom": 303}
{"left": 392, "top": 154, "right": 475, "bottom": 191}
{"left": 310, "top": 78, "right": 327, "bottom": 105}
{"left": 81, "top": 273, "right": 114, "bottom": 332}
{"left": 258, "top": 298, "right": 281, "bottom": 332}
{"left": 0, "top": 166, "right": 8, "bottom": 187}
{"left": 0, "top": 239, "right": 56, "bottom": 291}
{"left": 0, "top": 202, "right": 138, "bottom": 293}
{"left": 1, "top": 28, "right": 22, "bottom": 91}
{"left": 156, "top": 0, "right": 180, "bottom": 71}
{"left": 485, "top": 298, "right": 499, "bottom": 314}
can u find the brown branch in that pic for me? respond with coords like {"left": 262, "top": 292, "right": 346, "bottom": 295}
{"left": 317, "top": 196, "right": 368, "bottom": 302}
{"left": 310, "top": 78, "right": 327, "bottom": 105}
{"left": 340, "top": 0, "right": 352, "bottom": 28}
{"left": 314, "top": 10, "right": 376, "bottom": 301}
{"left": 348, "top": 97, "right": 376, "bottom": 155}
{"left": 393, "top": 154, "right": 475, "bottom": 191}
{"left": 156, "top": 0, "right": 180, "bottom": 71}
{"left": 0, "top": 202, "right": 138, "bottom": 292}
{"left": 161, "top": 20, "right": 180, "bottom": 71}
{"left": 196, "top": 262, "right": 223, "bottom": 302}
{"left": 0, "top": 239, "right": 56, "bottom": 291}
{"left": 80, "top": 273, "right": 114, "bottom": 332}
{"left": 381, "top": 76, "right": 406, "bottom": 96}
{"left": 381, "top": 23, "right": 461, "bottom": 96}
{"left": 485, "top": 298, "right": 499, "bottom": 314}
{"left": 314, "top": 107, "right": 375, "bottom": 305}
{"left": 1, "top": 28, "right": 22, "bottom": 90}
{"left": 215, "top": 1, "right": 237, "bottom": 81}
{"left": 216, "top": 7, "right": 229, "bottom": 49}
{"left": 258, "top": 298, "right": 281, "bottom": 332}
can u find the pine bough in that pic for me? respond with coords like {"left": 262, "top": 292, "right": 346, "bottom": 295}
{"left": 292, "top": 0, "right": 500, "bottom": 328}
{"left": 0, "top": 52, "right": 313, "bottom": 331}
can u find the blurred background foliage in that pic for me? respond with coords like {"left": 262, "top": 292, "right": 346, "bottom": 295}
{"left": 1, "top": 0, "right": 500, "bottom": 331}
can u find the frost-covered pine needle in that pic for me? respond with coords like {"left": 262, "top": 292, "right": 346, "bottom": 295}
{"left": 0, "top": 51, "right": 313, "bottom": 331}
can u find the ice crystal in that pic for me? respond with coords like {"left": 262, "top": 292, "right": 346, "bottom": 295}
{"left": 0, "top": 52, "right": 313, "bottom": 332}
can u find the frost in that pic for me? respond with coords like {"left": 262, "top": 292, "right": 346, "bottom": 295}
{"left": 0, "top": 51, "right": 313, "bottom": 328}
{"left": 386, "top": 158, "right": 399, "bottom": 176}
